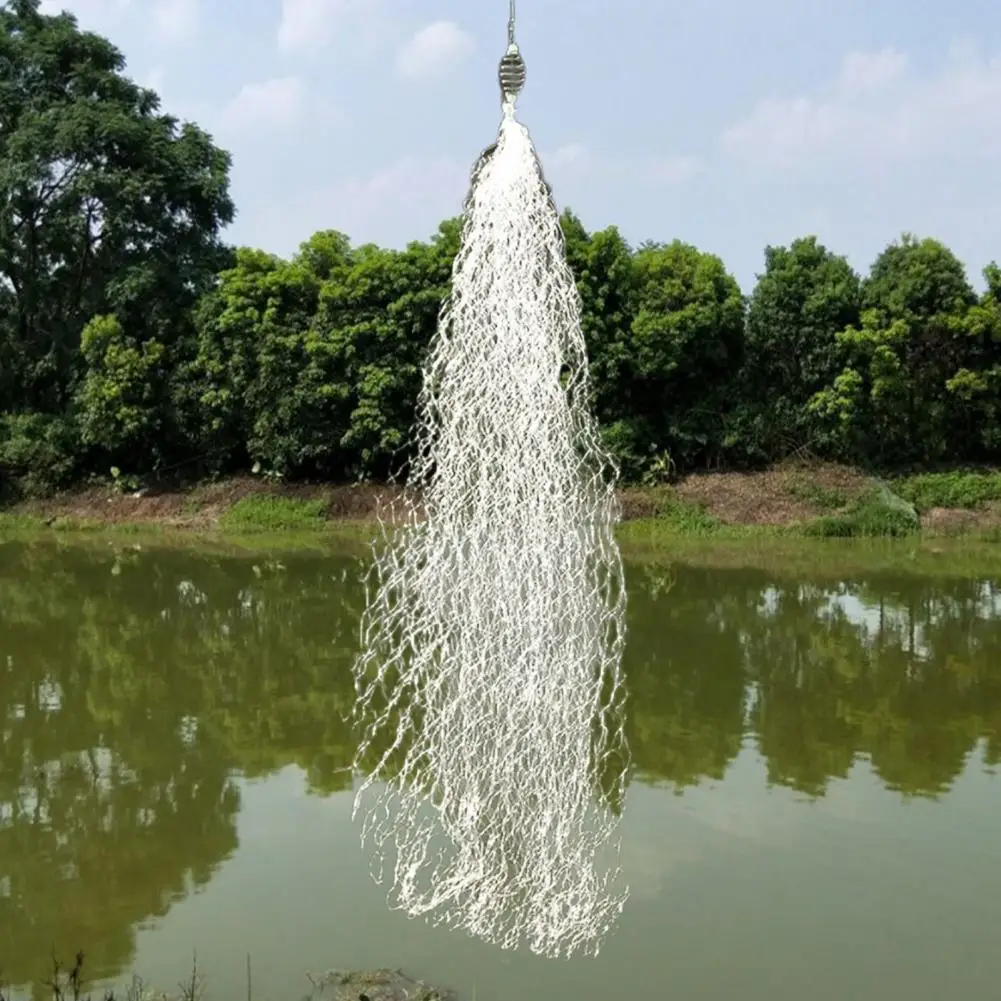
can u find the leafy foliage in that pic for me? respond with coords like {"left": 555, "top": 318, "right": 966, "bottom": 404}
{"left": 803, "top": 483, "right": 919, "bottom": 538}
{"left": 809, "top": 237, "right": 999, "bottom": 464}
{"left": 0, "top": 0, "right": 232, "bottom": 472}
{"left": 75, "top": 314, "right": 167, "bottom": 463}
{"left": 738, "top": 237, "right": 862, "bottom": 462}
{"left": 893, "top": 470, "right": 1001, "bottom": 512}
{"left": 0, "top": 410, "right": 77, "bottom": 496}
{"left": 1, "top": 2, "right": 1000, "bottom": 495}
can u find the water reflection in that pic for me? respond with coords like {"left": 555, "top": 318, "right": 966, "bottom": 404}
{"left": 1, "top": 541, "right": 1000, "bottom": 994}
{"left": 627, "top": 562, "right": 1001, "bottom": 797}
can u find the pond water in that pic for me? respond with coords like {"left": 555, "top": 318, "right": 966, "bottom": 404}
{"left": 1, "top": 539, "right": 1000, "bottom": 1001}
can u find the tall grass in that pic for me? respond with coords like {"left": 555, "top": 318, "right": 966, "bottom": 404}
{"left": 803, "top": 484, "right": 919, "bottom": 538}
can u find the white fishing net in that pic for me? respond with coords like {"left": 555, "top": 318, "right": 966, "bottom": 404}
{"left": 351, "top": 101, "right": 630, "bottom": 959}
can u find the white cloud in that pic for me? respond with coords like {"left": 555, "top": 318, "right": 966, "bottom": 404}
{"left": 544, "top": 142, "right": 589, "bottom": 169}
{"left": 315, "top": 154, "right": 468, "bottom": 238}
{"left": 278, "top": 0, "right": 335, "bottom": 51}
{"left": 244, "top": 153, "right": 469, "bottom": 256}
{"left": 396, "top": 21, "right": 475, "bottom": 82}
{"left": 277, "top": 0, "right": 376, "bottom": 52}
{"left": 39, "top": 0, "right": 131, "bottom": 18}
{"left": 722, "top": 42, "right": 1001, "bottom": 172}
{"left": 540, "top": 142, "right": 700, "bottom": 186}
{"left": 252, "top": 141, "right": 697, "bottom": 256}
{"left": 150, "top": 0, "right": 198, "bottom": 43}
{"left": 40, "top": 0, "right": 194, "bottom": 41}
{"left": 237, "top": 138, "right": 699, "bottom": 265}
{"left": 838, "top": 48, "right": 907, "bottom": 96}
{"left": 639, "top": 153, "right": 701, "bottom": 184}
{"left": 218, "top": 77, "right": 307, "bottom": 135}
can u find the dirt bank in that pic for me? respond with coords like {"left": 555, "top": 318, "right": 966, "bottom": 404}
{"left": 8, "top": 477, "right": 398, "bottom": 530}
{"left": 6, "top": 463, "right": 1001, "bottom": 536}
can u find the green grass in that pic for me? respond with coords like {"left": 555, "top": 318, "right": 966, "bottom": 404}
{"left": 6, "top": 512, "right": 1001, "bottom": 578}
{"left": 5, "top": 471, "right": 1000, "bottom": 559}
{"left": 620, "top": 504, "right": 766, "bottom": 548}
{"left": 0, "top": 512, "right": 163, "bottom": 535}
{"left": 182, "top": 495, "right": 206, "bottom": 515}
{"left": 0, "top": 512, "right": 107, "bottom": 533}
{"left": 654, "top": 493, "right": 724, "bottom": 535}
{"left": 625, "top": 534, "right": 1001, "bottom": 578}
{"left": 217, "top": 494, "right": 328, "bottom": 532}
{"left": 803, "top": 483, "right": 919, "bottom": 538}
{"left": 621, "top": 482, "right": 928, "bottom": 544}
{"left": 0, "top": 511, "right": 48, "bottom": 531}
{"left": 784, "top": 475, "right": 849, "bottom": 511}
{"left": 893, "top": 470, "right": 1001, "bottom": 512}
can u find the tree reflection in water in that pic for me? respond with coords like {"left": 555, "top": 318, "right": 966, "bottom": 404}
{"left": 1, "top": 541, "right": 999, "bottom": 991}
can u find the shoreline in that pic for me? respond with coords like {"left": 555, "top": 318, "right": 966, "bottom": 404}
{"left": 3, "top": 465, "right": 1001, "bottom": 576}
{"left": 2, "top": 463, "right": 1000, "bottom": 538}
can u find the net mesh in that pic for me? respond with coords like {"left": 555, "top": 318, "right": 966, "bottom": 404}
{"left": 351, "top": 104, "right": 630, "bottom": 959}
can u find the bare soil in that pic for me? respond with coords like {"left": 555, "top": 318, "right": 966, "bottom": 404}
{"left": 671, "top": 463, "right": 871, "bottom": 525}
{"left": 919, "top": 502, "right": 1001, "bottom": 536}
{"left": 7, "top": 464, "right": 1001, "bottom": 533}
{"left": 14, "top": 477, "right": 405, "bottom": 529}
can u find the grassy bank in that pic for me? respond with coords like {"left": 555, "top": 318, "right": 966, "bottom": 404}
{"left": 2, "top": 464, "right": 1001, "bottom": 547}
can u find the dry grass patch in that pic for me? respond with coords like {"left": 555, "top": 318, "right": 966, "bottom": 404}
{"left": 673, "top": 463, "right": 870, "bottom": 526}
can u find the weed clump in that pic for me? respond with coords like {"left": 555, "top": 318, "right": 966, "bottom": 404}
{"left": 656, "top": 493, "right": 722, "bottom": 535}
{"left": 804, "top": 482, "right": 919, "bottom": 538}
{"left": 893, "top": 470, "right": 1001, "bottom": 512}
{"left": 0, "top": 952, "right": 204, "bottom": 1001}
{"left": 219, "top": 495, "right": 327, "bottom": 532}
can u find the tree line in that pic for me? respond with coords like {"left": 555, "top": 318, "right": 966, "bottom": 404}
{"left": 2, "top": 0, "right": 1001, "bottom": 499}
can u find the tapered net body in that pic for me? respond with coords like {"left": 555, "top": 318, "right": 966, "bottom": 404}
{"left": 351, "top": 103, "right": 629, "bottom": 959}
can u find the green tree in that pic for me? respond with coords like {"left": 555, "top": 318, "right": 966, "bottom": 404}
{"left": 810, "top": 235, "right": 982, "bottom": 464}
{"left": 74, "top": 314, "right": 168, "bottom": 466}
{"left": 559, "top": 211, "right": 641, "bottom": 474}
{"left": 738, "top": 237, "right": 862, "bottom": 463}
{"left": 943, "top": 262, "right": 1001, "bottom": 455}
{"left": 186, "top": 245, "right": 326, "bottom": 474}
{"left": 246, "top": 222, "right": 460, "bottom": 481}
{"left": 0, "top": 0, "right": 233, "bottom": 446}
{"left": 0, "top": 411, "right": 78, "bottom": 496}
{"left": 317, "top": 221, "right": 460, "bottom": 480}
{"left": 625, "top": 240, "right": 745, "bottom": 473}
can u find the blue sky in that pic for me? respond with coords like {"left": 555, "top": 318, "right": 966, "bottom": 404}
{"left": 39, "top": 0, "right": 1001, "bottom": 292}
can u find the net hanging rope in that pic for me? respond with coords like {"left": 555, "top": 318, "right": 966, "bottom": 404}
{"left": 351, "top": 2, "right": 630, "bottom": 959}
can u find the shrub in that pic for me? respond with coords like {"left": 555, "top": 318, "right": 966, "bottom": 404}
{"left": 893, "top": 471, "right": 1001, "bottom": 512}
{"left": 803, "top": 482, "right": 918, "bottom": 538}
{"left": 0, "top": 413, "right": 78, "bottom": 498}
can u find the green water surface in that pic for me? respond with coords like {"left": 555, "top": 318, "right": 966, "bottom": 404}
{"left": 1, "top": 539, "right": 999, "bottom": 1001}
